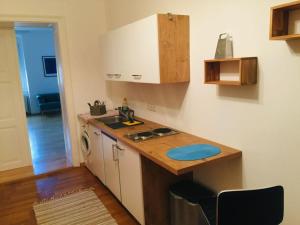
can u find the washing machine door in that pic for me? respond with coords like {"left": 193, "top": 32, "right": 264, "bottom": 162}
{"left": 81, "top": 131, "right": 91, "bottom": 159}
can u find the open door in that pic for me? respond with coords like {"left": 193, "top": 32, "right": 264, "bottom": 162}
{"left": 0, "top": 26, "right": 32, "bottom": 171}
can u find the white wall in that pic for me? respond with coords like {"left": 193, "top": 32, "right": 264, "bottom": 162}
{"left": 16, "top": 28, "right": 59, "bottom": 114}
{"left": 104, "top": 0, "right": 300, "bottom": 224}
{"left": 0, "top": 0, "right": 107, "bottom": 165}
{"left": 0, "top": 0, "right": 107, "bottom": 112}
{"left": 15, "top": 35, "right": 29, "bottom": 96}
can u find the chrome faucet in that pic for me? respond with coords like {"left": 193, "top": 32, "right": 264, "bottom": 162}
{"left": 117, "top": 107, "right": 135, "bottom": 123}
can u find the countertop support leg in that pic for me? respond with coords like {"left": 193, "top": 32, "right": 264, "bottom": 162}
{"left": 141, "top": 156, "right": 193, "bottom": 225}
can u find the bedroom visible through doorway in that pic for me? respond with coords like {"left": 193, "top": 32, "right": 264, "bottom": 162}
{"left": 15, "top": 26, "right": 68, "bottom": 174}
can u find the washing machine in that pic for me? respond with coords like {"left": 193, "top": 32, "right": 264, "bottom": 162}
{"left": 79, "top": 121, "right": 105, "bottom": 182}
{"left": 80, "top": 121, "right": 92, "bottom": 167}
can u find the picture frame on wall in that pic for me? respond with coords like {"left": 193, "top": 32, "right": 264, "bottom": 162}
{"left": 42, "top": 56, "right": 57, "bottom": 77}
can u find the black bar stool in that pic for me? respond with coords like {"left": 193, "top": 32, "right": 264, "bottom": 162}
{"left": 214, "top": 185, "right": 284, "bottom": 225}
{"left": 170, "top": 181, "right": 284, "bottom": 225}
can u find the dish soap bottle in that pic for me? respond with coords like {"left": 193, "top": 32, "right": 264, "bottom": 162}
{"left": 122, "top": 97, "right": 129, "bottom": 111}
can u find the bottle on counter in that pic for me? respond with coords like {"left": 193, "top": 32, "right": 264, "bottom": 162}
{"left": 122, "top": 97, "right": 129, "bottom": 111}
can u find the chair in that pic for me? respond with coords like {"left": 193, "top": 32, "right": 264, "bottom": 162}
{"left": 204, "top": 186, "right": 284, "bottom": 225}
{"left": 169, "top": 181, "right": 284, "bottom": 225}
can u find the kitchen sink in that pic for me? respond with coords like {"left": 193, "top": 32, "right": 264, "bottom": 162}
{"left": 97, "top": 115, "right": 126, "bottom": 124}
{"left": 96, "top": 115, "right": 144, "bottom": 129}
{"left": 96, "top": 115, "right": 127, "bottom": 129}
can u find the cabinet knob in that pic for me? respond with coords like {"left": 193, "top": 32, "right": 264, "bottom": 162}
{"left": 132, "top": 74, "right": 142, "bottom": 80}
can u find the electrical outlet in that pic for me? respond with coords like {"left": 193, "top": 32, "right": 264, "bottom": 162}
{"left": 147, "top": 104, "right": 156, "bottom": 112}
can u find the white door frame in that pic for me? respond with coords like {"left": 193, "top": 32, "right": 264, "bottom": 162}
{"left": 0, "top": 15, "right": 80, "bottom": 167}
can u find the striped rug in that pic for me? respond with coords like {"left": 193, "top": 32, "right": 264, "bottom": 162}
{"left": 33, "top": 189, "right": 118, "bottom": 225}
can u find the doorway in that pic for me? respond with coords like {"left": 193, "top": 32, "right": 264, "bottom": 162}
{"left": 15, "top": 26, "right": 69, "bottom": 175}
{"left": 0, "top": 18, "right": 77, "bottom": 180}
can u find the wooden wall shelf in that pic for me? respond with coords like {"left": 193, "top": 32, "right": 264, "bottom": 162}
{"left": 270, "top": 1, "right": 300, "bottom": 40}
{"left": 204, "top": 57, "right": 257, "bottom": 86}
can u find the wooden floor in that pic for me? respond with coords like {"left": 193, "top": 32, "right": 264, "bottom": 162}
{"left": 27, "top": 113, "right": 69, "bottom": 175}
{"left": 0, "top": 166, "right": 139, "bottom": 225}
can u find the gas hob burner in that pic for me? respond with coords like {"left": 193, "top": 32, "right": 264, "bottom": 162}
{"left": 125, "top": 127, "right": 179, "bottom": 142}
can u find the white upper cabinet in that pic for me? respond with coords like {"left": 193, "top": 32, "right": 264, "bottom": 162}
{"left": 121, "top": 15, "right": 160, "bottom": 83}
{"left": 100, "top": 32, "right": 124, "bottom": 81}
{"left": 100, "top": 13, "right": 190, "bottom": 84}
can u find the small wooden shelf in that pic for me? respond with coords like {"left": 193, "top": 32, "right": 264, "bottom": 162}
{"left": 270, "top": 1, "right": 300, "bottom": 40}
{"left": 204, "top": 57, "right": 257, "bottom": 86}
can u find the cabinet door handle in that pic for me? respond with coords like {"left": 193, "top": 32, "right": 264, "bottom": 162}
{"left": 106, "top": 74, "right": 114, "bottom": 78}
{"left": 94, "top": 131, "right": 100, "bottom": 136}
{"left": 112, "top": 144, "right": 118, "bottom": 161}
{"left": 132, "top": 74, "right": 142, "bottom": 80}
{"left": 114, "top": 74, "right": 122, "bottom": 79}
{"left": 115, "top": 145, "right": 124, "bottom": 151}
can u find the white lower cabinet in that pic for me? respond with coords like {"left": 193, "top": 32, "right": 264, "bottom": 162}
{"left": 101, "top": 132, "right": 145, "bottom": 224}
{"left": 102, "top": 132, "right": 121, "bottom": 201}
{"left": 117, "top": 141, "right": 145, "bottom": 225}
{"left": 89, "top": 126, "right": 106, "bottom": 184}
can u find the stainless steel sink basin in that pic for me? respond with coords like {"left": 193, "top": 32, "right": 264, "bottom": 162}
{"left": 96, "top": 116, "right": 127, "bottom": 129}
{"left": 96, "top": 115, "right": 126, "bottom": 124}
{"left": 96, "top": 115, "right": 144, "bottom": 129}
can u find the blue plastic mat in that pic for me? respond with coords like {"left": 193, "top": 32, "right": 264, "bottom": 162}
{"left": 166, "top": 144, "right": 221, "bottom": 161}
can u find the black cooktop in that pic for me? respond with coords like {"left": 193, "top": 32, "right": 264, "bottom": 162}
{"left": 125, "top": 127, "right": 179, "bottom": 142}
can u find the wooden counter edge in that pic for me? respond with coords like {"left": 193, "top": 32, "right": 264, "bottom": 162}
{"left": 86, "top": 116, "right": 242, "bottom": 176}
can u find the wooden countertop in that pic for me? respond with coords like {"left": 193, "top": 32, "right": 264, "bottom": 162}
{"left": 81, "top": 115, "right": 242, "bottom": 175}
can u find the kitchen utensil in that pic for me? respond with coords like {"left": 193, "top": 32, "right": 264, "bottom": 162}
{"left": 215, "top": 33, "right": 233, "bottom": 59}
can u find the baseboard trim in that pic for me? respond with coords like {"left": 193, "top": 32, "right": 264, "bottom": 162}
{"left": 0, "top": 165, "right": 34, "bottom": 184}
{"left": 0, "top": 165, "right": 75, "bottom": 185}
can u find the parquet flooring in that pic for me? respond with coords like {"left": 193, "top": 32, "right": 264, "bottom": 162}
{"left": 27, "top": 114, "right": 68, "bottom": 175}
{"left": 0, "top": 167, "right": 139, "bottom": 225}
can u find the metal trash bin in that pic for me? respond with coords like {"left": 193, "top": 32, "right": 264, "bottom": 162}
{"left": 169, "top": 180, "right": 216, "bottom": 225}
